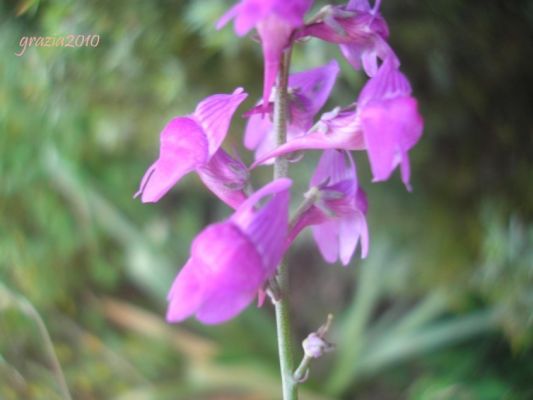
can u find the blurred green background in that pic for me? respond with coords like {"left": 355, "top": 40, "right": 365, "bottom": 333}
{"left": 1, "top": 0, "right": 532, "bottom": 399}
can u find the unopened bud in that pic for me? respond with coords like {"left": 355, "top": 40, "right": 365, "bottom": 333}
{"left": 303, "top": 332, "right": 335, "bottom": 359}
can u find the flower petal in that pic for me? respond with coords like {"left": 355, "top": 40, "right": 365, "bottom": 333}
{"left": 253, "top": 126, "right": 279, "bottom": 164}
{"left": 347, "top": 0, "right": 371, "bottom": 12}
{"left": 244, "top": 111, "right": 273, "bottom": 150}
{"left": 300, "top": 3, "right": 390, "bottom": 76}
{"left": 194, "top": 88, "right": 248, "bottom": 157}
{"left": 196, "top": 148, "right": 249, "bottom": 209}
{"left": 166, "top": 258, "right": 205, "bottom": 323}
{"left": 287, "top": 206, "right": 326, "bottom": 246}
{"left": 311, "top": 149, "right": 356, "bottom": 188}
{"left": 251, "top": 120, "right": 364, "bottom": 168}
{"left": 135, "top": 117, "right": 209, "bottom": 203}
{"left": 257, "top": 15, "right": 294, "bottom": 109}
{"left": 338, "top": 211, "right": 368, "bottom": 265}
{"left": 358, "top": 58, "right": 411, "bottom": 107}
{"left": 312, "top": 220, "right": 339, "bottom": 264}
{"left": 245, "top": 60, "right": 339, "bottom": 161}
{"left": 360, "top": 96, "right": 422, "bottom": 185}
{"left": 340, "top": 42, "right": 364, "bottom": 70}
{"left": 288, "top": 60, "right": 340, "bottom": 122}
{"left": 217, "top": 0, "right": 312, "bottom": 35}
{"left": 191, "top": 223, "right": 265, "bottom": 324}
{"left": 232, "top": 178, "right": 292, "bottom": 273}
{"left": 216, "top": 3, "right": 241, "bottom": 31}
{"left": 272, "top": 0, "right": 313, "bottom": 26}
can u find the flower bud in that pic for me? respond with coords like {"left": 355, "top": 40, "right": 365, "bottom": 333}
{"left": 303, "top": 332, "right": 335, "bottom": 359}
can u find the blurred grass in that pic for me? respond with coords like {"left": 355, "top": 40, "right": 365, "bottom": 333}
{"left": 1, "top": 0, "right": 533, "bottom": 399}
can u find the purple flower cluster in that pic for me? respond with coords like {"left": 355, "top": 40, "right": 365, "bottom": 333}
{"left": 136, "top": 0, "right": 423, "bottom": 324}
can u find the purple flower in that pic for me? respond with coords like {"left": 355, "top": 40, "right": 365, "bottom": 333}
{"left": 289, "top": 150, "right": 368, "bottom": 265}
{"left": 166, "top": 178, "right": 292, "bottom": 324}
{"left": 357, "top": 58, "right": 423, "bottom": 189}
{"left": 217, "top": 0, "right": 313, "bottom": 108}
{"left": 252, "top": 59, "right": 423, "bottom": 189}
{"left": 299, "top": 0, "right": 397, "bottom": 76}
{"left": 244, "top": 60, "right": 340, "bottom": 162}
{"left": 135, "top": 88, "right": 247, "bottom": 204}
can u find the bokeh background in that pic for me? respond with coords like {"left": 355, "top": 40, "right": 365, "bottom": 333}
{"left": 1, "top": 0, "right": 532, "bottom": 399}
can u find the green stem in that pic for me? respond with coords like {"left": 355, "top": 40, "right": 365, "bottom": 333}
{"left": 293, "top": 355, "right": 312, "bottom": 383}
{"left": 273, "top": 50, "right": 291, "bottom": 180}
{"left": 288, "top": 187, "right": 320, "bottom": 232}
{"left": 275, "top": 264, "right": 297, "bottom": 399}
{"left": 273, "top": 48, "right": 297, "bottom": 400}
